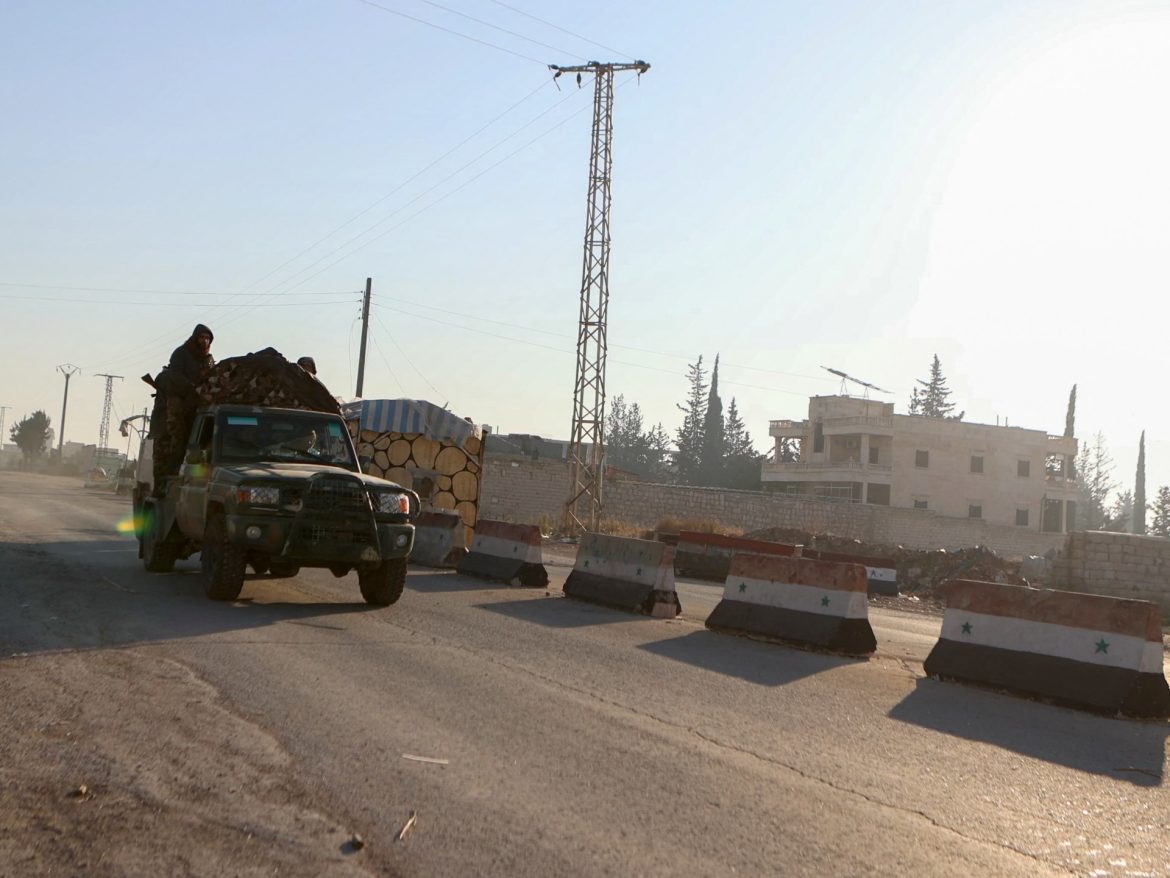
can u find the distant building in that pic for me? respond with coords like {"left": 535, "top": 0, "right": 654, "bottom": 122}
{"left": 763, "top": 395, "right": 1080, "bottom": 533}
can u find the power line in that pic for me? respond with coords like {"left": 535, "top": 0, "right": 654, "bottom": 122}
{"left": 353, "top": 0, "right": 546, "bottom": 64}
{"left": 240, "top": 79, "right": 553, "bottom": 293}
{"left": 373, "top": 311, "right": 448, "bottom": 402}
{"left": 486, "top": 0, "right": 633, "bottom": 61}
{"left": 0, "top": 295, "right": 358, "bottom": 307}
{"left": 0, "top": 282, "right": 356, "bottom": 296}
{"left": 413, "top": 0, "right": 585, "bottom": 60}
{"left": 369, "top": 334, "right": 406, "bottom": 397}
{"left": 258, "top": 85, "right": 587, "bottom": 297}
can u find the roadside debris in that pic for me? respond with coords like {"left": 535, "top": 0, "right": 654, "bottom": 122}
{"left": 70, "top": 784, "right": 89, "bottom": 799}
{"left": 347, "top": 833, "right": 365, "bottom": 851}
{"left": 397, "top": 810, "right": 417, "bottom": 843}
{"left": 401, "top": 754, "right": 449, "bottom": 766}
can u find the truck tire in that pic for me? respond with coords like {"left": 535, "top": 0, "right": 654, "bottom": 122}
{"left": 359, "top": 558, "right": 407, "bottom": 606}
{"left": 202, "top": 516, "right": 246, "bottom": 601}
{"left": 142, "top": 507, "right": 179, "bottom": 573}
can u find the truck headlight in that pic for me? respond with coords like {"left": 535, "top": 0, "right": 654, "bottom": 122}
{"left": 372, "top": 491, "right": 410, "bottom": 514}
{"left": 237, "top": 486, "right": 281, "bottom": 507}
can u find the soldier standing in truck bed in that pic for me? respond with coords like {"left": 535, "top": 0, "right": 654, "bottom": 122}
{"left": 151, "top": 324, "right": 214, "bottom": 492}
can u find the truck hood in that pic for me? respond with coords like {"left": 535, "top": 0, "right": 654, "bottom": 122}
{"left": 216, "top": 462, "right": 411, "bottom": 492}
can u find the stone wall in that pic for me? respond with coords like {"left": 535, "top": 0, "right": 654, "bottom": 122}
{"left": 1052, "top": 531, "right": 1170, "bottom": 618}
{"left": 480, "top": 454, "right": 1067, "bottom": 558}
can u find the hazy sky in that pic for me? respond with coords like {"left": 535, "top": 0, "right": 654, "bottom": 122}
{"left": 2, "top": 0, "right": 1168, "bottom": 500}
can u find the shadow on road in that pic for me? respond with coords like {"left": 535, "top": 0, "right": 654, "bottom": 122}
{"left": 0, "top": 538, "right": 379, "bottom": 659}
{"left": 477, "top": 595, "right": 637, "bottom": 628}
{"left": 639, "top": 629, "right": 861, "bottom": 687}
{"left": 889, "top": 678, "right": 1168, "bottom": 787}
{"left": 405, "top": 568, "right": 509, "bottom": 593}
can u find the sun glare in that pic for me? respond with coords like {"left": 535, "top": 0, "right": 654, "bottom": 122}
{"left": 912, "top": 14, "right": 1170, "bottom": 347}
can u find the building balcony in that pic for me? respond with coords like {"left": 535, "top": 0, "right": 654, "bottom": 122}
{"left": 769, "top": 419, "right": 808, "bottom": 438}
{"left": 762, "top": 459, "right": 892, "bottom": 480}
{"left": 821, "top": 416, "right": 894, "bottom": 437}
{"left": 1046, "top": 434, "right": 1077, "bottom": 455}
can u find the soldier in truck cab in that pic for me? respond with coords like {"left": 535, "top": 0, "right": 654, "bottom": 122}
{"left": 151, "top": 324, "right": 215, "bottom": 493}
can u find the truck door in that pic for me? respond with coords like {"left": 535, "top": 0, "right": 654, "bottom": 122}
{"left": 176, "top": 414, "right": 215, "bottom": 539}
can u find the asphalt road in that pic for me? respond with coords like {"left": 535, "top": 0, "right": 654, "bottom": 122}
{"left": 2, "top": 471, "right": 1168, "bottom": 877}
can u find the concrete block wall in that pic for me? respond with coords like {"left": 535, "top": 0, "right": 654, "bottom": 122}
{"left": 480, "top": 454, "right": 1066, "bottom": 558}
{"left": 1053, "top": 531, "right": 1170, "bottom": 618}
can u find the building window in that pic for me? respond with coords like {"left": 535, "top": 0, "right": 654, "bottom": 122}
{"left": 1018, "top": 459, "right": 1030, "bottom": 478}
{"left": 813, "top": 420, "right": 824, "bottom": 453}
{"left": 866, "top": 483, "right": 890, "bottom": 505}
{"left": 970, "top": 455, "right": 984, "bottom": 474}
{"left": 915, "top": 449, "right": 929, "bottom": 468}
{"left": 1016, "top": 508, "right": 1029, "bottom": 527}
{"left": 913, "top": 498, "right": 928, "bottom": 510}
{"left": 869, "top": 444, "right": 880, "bottom": 465}
{"left": 968, "top": 504, "right": 983, "bottom": 519}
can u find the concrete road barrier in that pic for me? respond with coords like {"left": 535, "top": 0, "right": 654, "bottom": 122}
{"left": 801, "top": 548, "right": 898, "bottom": 597}
{"left": 674, "top": 532, "right": 800, "bottom": 582}
{"left": 706, "top": 554, "right": 876, "bottom": 655}
{"left": 410, "top": 511, "right": 468, "bottom": 568}
{"left": 456, "top": 519, "right": 548, "bottom": 587}
{"left": 924, "top": 580, "right": 1170, "bottom": 718}
{"left": 563, "top": 533, "right": 681, "bottom": 618}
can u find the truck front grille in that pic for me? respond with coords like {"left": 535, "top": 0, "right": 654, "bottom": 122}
{"left": 304, "top": 477, "right": 368, "bottom": 514}
{"left": 305, "top": 524, "right": 372, "bottom": 544}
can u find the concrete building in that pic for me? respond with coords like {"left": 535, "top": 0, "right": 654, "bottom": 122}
{"left": 763, "top": 395, "right": 1080, "bottom": 533}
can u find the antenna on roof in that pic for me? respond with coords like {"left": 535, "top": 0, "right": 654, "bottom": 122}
{"left": 822, "top": 367, "right": 890, "bottom": 399}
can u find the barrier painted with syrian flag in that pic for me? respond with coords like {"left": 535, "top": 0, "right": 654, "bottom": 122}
{"left": 563, "top": 533, "right": 681, "bottom": 618}
{"left": 456, "top": 519, "right": 548, "bottom": 588}
{"left": 410, "top": 511, "right": 468, "bottom": 568}
{"left": 924, "top": 580, "right": 1170, "bottom": 717}
{"left": 706, "top": 554, "right": 877, "bottom": 655}
{"left": 800, "top": 548, "right": 898, "bottom": 597}
{"left": 673, "top": 531, "right": 801, "bottom": 582}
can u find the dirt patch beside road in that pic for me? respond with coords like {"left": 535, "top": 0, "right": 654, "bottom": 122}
{"left": 0, "top": 649, "right": 375, "bottom": 877}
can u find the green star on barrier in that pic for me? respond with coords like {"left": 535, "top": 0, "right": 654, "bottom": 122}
{"left": 961, "top": 622, "right": 972, "bottom": 635}
{"left": 738, "top": 582, "right": 747, "bottom": 593}
{"left": 1095, "top": 638, "right": 1110, "bottom": 654}
{"left": 583, "top": 560, "right": 589, "bottom": 568}
{"left": 636, "top": 567, "right": 642, "bottom": 576}
{"left": 820, "top": 596, "right": 830, "bottom": 607}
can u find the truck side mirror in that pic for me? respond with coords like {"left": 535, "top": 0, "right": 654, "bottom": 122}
{"left": 358, "top": 455, "right": 373, "bottom": 472}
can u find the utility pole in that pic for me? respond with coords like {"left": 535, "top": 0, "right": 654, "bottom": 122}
{"left": 552, "top": 59, "right": 650, "bottom": 534}
{"left": 0, "top": 405, "right": 11, "bottom": 447}
{"left": 57, "top": 364, "right": 81, "bottom": 456}
{"left": 94, "top": 373, "right": 123, "bottom": 452}
{"left": 355, "top": 277, "right": 372, "bottom": 398}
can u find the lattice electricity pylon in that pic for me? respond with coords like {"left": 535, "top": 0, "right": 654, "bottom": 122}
{"left": 552, "top": 59, "right": 650, "bottom": 534}
{"left": 95, "top": 373, "right": 123, "bottom": 452}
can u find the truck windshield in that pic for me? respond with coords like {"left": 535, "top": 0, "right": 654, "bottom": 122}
{"left": 216, "top": 412, "right": 359, "bottom": 471}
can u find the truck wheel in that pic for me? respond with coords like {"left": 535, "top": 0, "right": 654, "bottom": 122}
{"left": 269, "top": 561, "right": 300, "bottom": 578}
{"left": 202, "top": 516, "right": 246, "bottom": 601}
{"left": 359, "top": 558, "right": 407, "bottom": 606}
{"left": 142, "top": 507, "right": 178, "bottom": 573}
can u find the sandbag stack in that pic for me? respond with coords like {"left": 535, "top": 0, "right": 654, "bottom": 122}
{"left": 196, "top": 348, "right": 340, "bottom": 414}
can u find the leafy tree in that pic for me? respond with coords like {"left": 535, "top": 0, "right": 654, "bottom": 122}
{"left": 1134, "top": 430, "right": 1146, "bottom": 534}
{"left": 1076, "top": 432, "right": 1117, "bottom": 530}
{"left": 722, "top": 397, "right": 763, "bottom": 489}
{"left": 673, "top": 355, "right": 707, "bottom": 485}
{"left": 606, "top": 395, "right": 672, "bottom": 481}
{"left": 10, "top": 410, "right": 52, "bottom": 460}
{"left": 908, "top": 354, "right": 957, "bottom": 418}
{"left": 1104, "top": 489, "right": 1133, "bottom": 533}
{"left": 699, "top": 355, "right": 725, "bottom": 486}
{"left": 1150, "top": 486, "right": 1170, "bottom": 538}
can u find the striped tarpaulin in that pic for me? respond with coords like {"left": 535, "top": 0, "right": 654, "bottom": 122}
{"left": 342, "top": 399, "right": 482, "bottom": 447}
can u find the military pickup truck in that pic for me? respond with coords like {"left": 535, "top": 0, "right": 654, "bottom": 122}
{"left": 134, "top": 404, "right": 419, "bottom": 605}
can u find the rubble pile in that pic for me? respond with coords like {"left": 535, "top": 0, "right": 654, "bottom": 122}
{"left": 196, "top": 348, "right": 340, "bottom": 414}
{"left": 745, "top": 526, "right": 1026, "bottom": 598}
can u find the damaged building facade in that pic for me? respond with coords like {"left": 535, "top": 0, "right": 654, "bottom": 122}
{"left": 763, "top": 395, "right": 1079, "bottom": 533}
